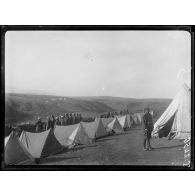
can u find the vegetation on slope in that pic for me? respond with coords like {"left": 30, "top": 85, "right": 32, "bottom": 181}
{"left": 5, "top": 93, "right": 171, "bottom": 125}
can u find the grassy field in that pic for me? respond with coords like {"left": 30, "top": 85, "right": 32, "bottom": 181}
{"left": 39, "top": 125, "right": 185, "bottom": 166}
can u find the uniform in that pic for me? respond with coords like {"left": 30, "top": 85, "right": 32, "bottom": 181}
{"left": 35, "top": 121, "right": 44, "bottom": 132}
{"left": 142, "top": 112, "right": 153, "bottom": 149}
{"left": 75, "top": 114, "right": 79, "bottom": 124}
{"left": 79, "top": 114, "right": 82, "bottom": 122}
{"left": 66, "top": 115, "right": 70, "bottom": 125}
{"left": 56, "top": 118, "right": 61, "bottom": 125}
{"left": 69, "top": 114, "right": 73, "bottom": 125}
{"left": 50, "top": 116, "right": 56, "bottom": 131}
{"left": 46, "top": 118, "right": 52, "bottom": 130}
{"left": 61, "top": 116, "right": 66, "bottom": 126}
{"left": 72, "top": 114, "right": 77, "bottom": 124}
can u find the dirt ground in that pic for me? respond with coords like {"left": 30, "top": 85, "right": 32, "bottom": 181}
{"left": 39, "top": 125, "right": 185, "bottom": 165}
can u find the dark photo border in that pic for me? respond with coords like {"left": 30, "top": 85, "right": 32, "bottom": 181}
{"left": 1, "top": 25, "right": 194, "bottom": 171}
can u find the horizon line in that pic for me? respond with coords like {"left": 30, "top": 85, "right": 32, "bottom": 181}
{"left": 5, "top": 91, "right": 172, "bottom": 100}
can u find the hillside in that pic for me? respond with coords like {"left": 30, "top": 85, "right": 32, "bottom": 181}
{"left": 5, "top": 93, "right": 171, "bottom": 125}
{"left": 74, "top": 96, "right": 171, "bottom": 117}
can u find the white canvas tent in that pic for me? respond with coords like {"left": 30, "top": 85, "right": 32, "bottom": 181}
{"left": 54, "top": 123, "right": 92, "bottom": 147}
{"left": 101, "top": 117, "right": 124, "bottom": 134}
{"left": 95, "top": 117, "right": 100, "bottom": 121}
{"left": 101, "top": 118, "right": 114, "bottom": 133}
{"left": 132, "top": 113, "right": 142, "bottom": 125}
{"left": 152, "top": 84, "right": 191, "bottom": 139}
{"left": 68, "top": 123, "right": 93, "bottom": 145}
{"left": 81, "top": 118, "right": 107, "bottom": 140}
{"left": 5, "top": 131, "right": 33, "bottom": 165}
{"left": 126, "top": 114, "right": 133, "bottom": 128}
{"left": 20, "top": 129, "right": 64, "bottom": 159}
{"left": 117, "top": 115, "right": 129, "bottom": 129}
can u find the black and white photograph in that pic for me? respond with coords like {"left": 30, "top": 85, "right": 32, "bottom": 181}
{"left": 2, "top": 26, "right": 192, "bottom": 169}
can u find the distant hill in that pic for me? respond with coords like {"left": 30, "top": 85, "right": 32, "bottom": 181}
{"left": 73, "top": 96, "right": 171, "bottom": 116}
{"left": 5, "top": 93, "right": 171, "bottom": 125}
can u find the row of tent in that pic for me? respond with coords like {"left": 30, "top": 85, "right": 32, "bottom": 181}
{"left": 5, "top": 82, "right": 191, "bottom": 166}
{"left": 5, "top": 115, "right": 133, "bottom": 165}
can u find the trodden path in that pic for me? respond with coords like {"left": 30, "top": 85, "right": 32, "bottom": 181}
{"left": 40, "top": 126, "right": 185, "bottom": 165}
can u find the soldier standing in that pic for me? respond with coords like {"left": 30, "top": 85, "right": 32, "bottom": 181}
{"left": 75, "top": 113, "right": 79, "bottom": 124}
{"left": 61, "top": 115, "right": 66, "bottom": 126}
{"left": 72, "top": 113, "right": 76, "bottom": 124}
{"left": 65, "top": 113, "right": 69, "bottom": 125}
{"left": 55, "top": 116, "right": 61, "bottom": 125}
{"left": 46, "top": 116, "right": 52, "bottom": 130}
{"left": 50, "top": 115, "right": 56, "bottom": 131}
{"left": 70, "top": 113, "right": 74, "bottom": 125}
{"left": 79, "top": 113, "right": 82, "bottom": 122}
{"left": 69, "top": 113, "right": 73, "bottom": 125}
{"left": 35, "top": 117, "right": 44, "bottom": 132}
{"left": 142, "top": 107, "right": 154, "bottom": 151}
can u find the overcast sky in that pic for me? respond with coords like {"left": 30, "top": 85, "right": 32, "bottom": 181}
{"left": 5, "top": 30, "right": 191, "bottom": 98}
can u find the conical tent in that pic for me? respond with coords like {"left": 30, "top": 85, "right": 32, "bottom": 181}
{"left": 54, "top": 124, "right": 80, "bottom": 147}
{"left": 95, "top": 117, "right": 100, "bottom": 121}
{"left": 54, "top": 123, "right": 92, "bottom": 147}
{"left": 68, "top": 123, "right": 92, "bottom": 145}
{"left": 81, "top": 118, "right": 107, "bottom": 139}
{"left": 152, "top": 84, "right": 191, "bottom": 139}
{"left": 132, "top": 113, "right": 142, "bottom": 125}
{"left": 101, "top": 118, "right": 115, "bottom": 133}
{"left": 20, "top": 129, "right": 63, "bottom": 159}
{"left": 126, "top": 114, "right": 132, "bottom": 128}
{"left": 137, "top": 113, "right": 143, "bottom": 124}
{"left": 108, "top": 118, "right": 124, "bottom": 133}
{"left": 132, "top": 114, "right": 139, "bottom": 125}
{"left": 5, "top": 135, "right": 10, "bottom": 146}
{"left": 102, "top": 117, "right": 124, "bottom": 134}
{"left": 117, "top": 115, "right": 129, "bottom": 129}
{"left": 5, "top": 131, "right": 33, "bottom": 165}
{"left": 150, "top": 111, "right": 154, "bottom": 118}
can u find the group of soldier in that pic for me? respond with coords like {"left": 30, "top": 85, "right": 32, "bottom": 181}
{"left": 35, "top": 110, "right": 131, "bottom": 132}
{"left": 6, "top": 109, "right": 131, "bottom": 134}
{"left": 100, "top": 110, "right": 130, "bottom": 118}
{"left": 35, "top": 113, "right": 83, "bottom": 132}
